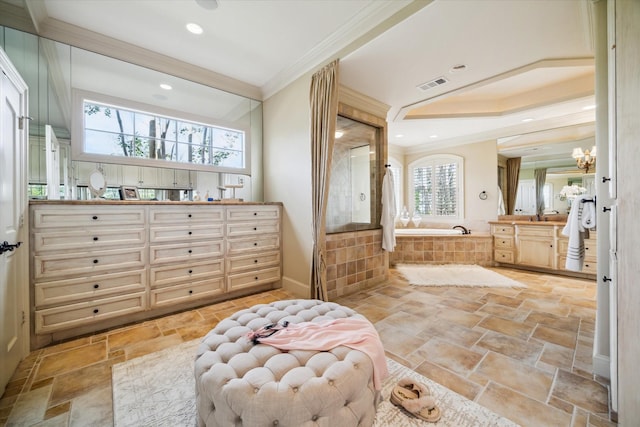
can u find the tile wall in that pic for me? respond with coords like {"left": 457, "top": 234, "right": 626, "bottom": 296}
{"left": 389, "top": 235, "right": 493, "bottom": 266}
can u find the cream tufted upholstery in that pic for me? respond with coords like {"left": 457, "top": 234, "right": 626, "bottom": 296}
{"left": 195, "top": 299, "right": 380, "bottom": 427}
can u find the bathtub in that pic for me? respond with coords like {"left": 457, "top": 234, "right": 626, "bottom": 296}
{"left": 394, "top": 228, "right": 463, "bottom": 236}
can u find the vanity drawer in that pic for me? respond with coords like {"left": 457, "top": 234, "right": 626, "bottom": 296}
{"left": 227, "top": 267, "right": 281, "bottom": 291}
{"left": 494, "top": 236, "right": 514, "bottom": 249}
{"left": 35, "top": 269, "right": 147, "bottom": 307}
{"left": 35, "top": 291, "right": 147, "bottom": 334}
{"left": 150, "top": 259, "right": 224, "bottom": 288}
{"left": 583, "top": 260, "right": 598, "bottom": 274}
{"left": 32, "top": 206, "right": 145, "bottom": 228}
{"left": 494, "top": 250, "right": 515, "bottom": 264}
{"left": 491, "top": 224, "right": 514, "bottom": 235}
{"left": 149, "top": 224, "right": 224, "bottom": 243}
{"left": 226, "top": 220, "right": 280, "bottom": 237}
{"left": 226, "top": 206, "right": 280, "bottom": 221}
{"left": 150, "top": 277, "right": 225, "bottom": 308}
{"left": 149, "top": 241, "right": 224, "bottom": 265}
{"left": 33, "top": 227, "right": 146, "bottom": 252}
{"left": 584, "top": 239, "right": 597, "bottom": 260}
{"left": 226, "top": 234, "right": 280, "bottom": 255}
{"left": 149, "top": 206, "right": 224, "bottom": 224}
{"left": 33, "top": 247, "right": 146, "bottom": 280}
{"left": 227, "top": 251, "right": 280, "bottom": 273}
{"left": 517, "top": 225, "right": 554, "bottom": 237}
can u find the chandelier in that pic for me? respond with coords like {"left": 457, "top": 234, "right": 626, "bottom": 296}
{"left": 572, "top": 146, "right": 597, "bottom": 173}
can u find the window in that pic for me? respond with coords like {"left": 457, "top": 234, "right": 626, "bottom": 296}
{"left": 74, "top": 92, "right": 250, "bottom": 174}
{"left": 409, "top": 155, "right": 463, "bottom": 218}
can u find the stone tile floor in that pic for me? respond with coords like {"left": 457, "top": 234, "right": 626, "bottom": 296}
{"left": 0, "top": 267, "right": 615, "bottom": 426}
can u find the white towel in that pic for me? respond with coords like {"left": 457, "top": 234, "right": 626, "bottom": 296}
{"left": 562, "top": 196, "right": 594, "bottom": 271}
{"left": 581, "top": 197, "right": 596, "bottom": 229}
{"left": 381, "top": 168, "right": 397, "bottom": 252}
{"left": 497, "top": 186, "right": 506, "bottom": 215}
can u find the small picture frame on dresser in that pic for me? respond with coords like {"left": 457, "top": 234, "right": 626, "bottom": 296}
{"left": 119, "top": 186, "right": 139, "bottom": 200}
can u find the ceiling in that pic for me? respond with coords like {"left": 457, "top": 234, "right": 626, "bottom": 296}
{"left": 5, "top": 0, "right": 596, "bottom": 160}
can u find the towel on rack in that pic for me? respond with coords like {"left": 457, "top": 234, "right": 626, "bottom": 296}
{"left": 381, "top": 168, "right": 397, "bottom": 252}
{"left": 562, "top": 196, "right": 595, "bottom": 271}
{"left": 581, "top": 198, "right": 597, "bottom": 229}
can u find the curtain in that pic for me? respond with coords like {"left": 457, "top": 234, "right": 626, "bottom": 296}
{"left": 310, "top": 59, "right": 339, "bottom": 301}
{"left": 534, "top": 168, "right": 547, "bottom": 216}
{"left": 506, "top": 157, "right": 521, "bottom": 215}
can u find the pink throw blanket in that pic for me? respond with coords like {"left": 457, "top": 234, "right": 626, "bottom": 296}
{"left": 247, "top": 318, "right": 388, "bottom": 390}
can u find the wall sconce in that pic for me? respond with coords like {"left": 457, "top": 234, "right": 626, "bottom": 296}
{"left": 572, "top": 146, "right": 597, "bottom": 173}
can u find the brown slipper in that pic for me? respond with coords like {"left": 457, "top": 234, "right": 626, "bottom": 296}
{"left": 390, "top": 377, "right": 442, "bottom": 423}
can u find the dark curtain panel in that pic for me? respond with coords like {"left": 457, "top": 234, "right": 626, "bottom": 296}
{"left": 309, "top": 59, "right": 339, "bottom": 301}
{"left": 534, "top": 168, "right": 547, "bottom": 216}
{"left": 506, "top": 157, "right": 521, "bottom": 215}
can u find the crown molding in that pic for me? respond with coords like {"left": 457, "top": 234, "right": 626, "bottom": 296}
{"left": 261, "top": 0, "right": 430, "bottom": 100}
{"left": 339, "top": 85, "right": 390, "bottom": 119}
{"left": 30, "top": 17, "right": 261, "bottom": 101}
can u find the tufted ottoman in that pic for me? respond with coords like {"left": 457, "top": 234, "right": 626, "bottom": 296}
{"left": 194, "top": 299, "right": 381, "bottom": 427}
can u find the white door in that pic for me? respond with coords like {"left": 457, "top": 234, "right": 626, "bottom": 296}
{"left": 0, "top": 48, "right": 29, "bottom": 395}
{"left": 515, "top": 180, "right": 536, "bottom": 214}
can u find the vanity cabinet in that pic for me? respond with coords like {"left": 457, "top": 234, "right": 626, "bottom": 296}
{"left": 491, "top": 224, "right": 515, "bottom": 264}
{"left": 31, "top": 205, "right": 148, "bottom": 334}
{"left": 30, "top": 201, "right": 282, "bottom": 347}
{"left": 516, "top": 225, "right": 555, "bottom": 269}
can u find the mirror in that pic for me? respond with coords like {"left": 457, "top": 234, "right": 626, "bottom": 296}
{"left": 326, "top": 115, "right": 380, "bottom": 234}
{"left": 497, "top": 123, "right": 596, "bottom": 215}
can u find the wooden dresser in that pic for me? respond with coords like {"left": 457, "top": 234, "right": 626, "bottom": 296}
{"left": 29, "top": 201, "right": 282, "bottom": 348}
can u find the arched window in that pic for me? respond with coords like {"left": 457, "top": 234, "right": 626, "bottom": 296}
{"left": 408, "top": 154, "right": 463, "bottom": 218}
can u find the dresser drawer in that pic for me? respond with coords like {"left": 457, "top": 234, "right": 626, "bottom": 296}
{"left": 149, "top": 206, "right": 224, "bottom": 224}
{"left": 227, "top": 251, "right": 280, "bottom": 273}
{"left": 494, "top": 236, "right": 514, "bottom": 249}
{"left": 491, "top": 224, "right": 514, "bottom": 235}
{"left": 583, "top": 260, "right": 597, "bottom": 274}
{"left": 32, "top": 206, "right": 145, "bottom": 228}
{"left": 227, "top": 234, "right": 280, "bottom": 255}
{"left": 150, "top": 259, "right": 224, "bottom": 288}
{"left": 149, "top": 224, "right": 224, "bottom": 243}
{"left": 584, "top": 239, "right": 597, "bottom": 261}
{"left": 226, "top": 220, "right": 280, "bottom": 237}
{"left": 33, "top": 247, "right": 146, "bottom": 280}
{"left": 33, "top": 227, "right": 146, "bottom": 252}
{"left": 35, "top": 269, "right": 147, "bottom": 307}
{"left": 150, "top": 241, "right": 224, "bottom": 265}
{"left": 494, "top": 250, "right": 515, "bottom": 264}
{"left": 150, "top": 277, "right": 225, "bottom": 308}
{"left": 226, "top": 206, "right": 280, "bottom": 221}
{"left": 35, "top": 291, "right": 147, "bottom": 334}
{"left": 227, "top": 266, "right": 281, "bottom": 291}
{"left": 517, "top": 225, "right": 554, "bottom": 237}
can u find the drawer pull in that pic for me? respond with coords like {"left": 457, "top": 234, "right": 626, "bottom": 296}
{"left": 188, "top": 250, "right": 192, "bottom": 254}
{"left": 93, "top": 308, "right": 99, "bottom": 314}
{"left": 93, "top": 284, "right": 99, "bottom": 289}
{"left": 255, "top": 276, "right": 259, "bottom": 280}
{"left": 188, "top": 269, "right": 193, "bottom": 274}
{"left": 254, "top": 242, "right": 258, "bottom": 246}
{"left": 93, "top": 259, "right": 99, "bottom": 264}
{"left": 188, "top": 214, "right": 192, "bottom": 218}
{"left": 585, "top": 264, "right": 590, "bottom": 268}
{"left": 254, "top": 259, "right": 258, "bottom": 263}
{"left": 93, "top": 237, "right": 99, "bottom": 241}
{"left": 188, "top": 290, "right": 193, "bottom": 294}
{"left": 92, "top": 215, "right": 98, "bottom": 220}
{"left": 254, "top": 227, "right": 257, "bottom": 231}
{"left": 254, "top": 212, "right": 257, "bottom": 216}
{"left": 188, "top": 231, "right": 192, "bottom": 235}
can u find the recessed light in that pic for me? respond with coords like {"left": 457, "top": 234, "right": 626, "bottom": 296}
{"left": 335, "top": 131, "right": 343, "bottom": 139}
{"left": 449, "top": 64, "right": 467, "bottom": 74}
{"left": 186, "top": 23, "right": 203, "bottom": 34}
{"left": 430, "top": 135, "right": 438, "bottom": 138}
{"left": 522, "top": 118, "right": 534, "bottom": 122}
{"left": 160, "top": 83, "right": 172, "bottom": 90}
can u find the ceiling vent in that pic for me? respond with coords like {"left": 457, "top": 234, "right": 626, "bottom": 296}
{"left": 416, "top": 76, "right": 449, "bottom": 92}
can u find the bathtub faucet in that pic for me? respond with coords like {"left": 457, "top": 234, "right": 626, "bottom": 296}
{"left": 453, "top": 225, "right": 471, "bottom": 235}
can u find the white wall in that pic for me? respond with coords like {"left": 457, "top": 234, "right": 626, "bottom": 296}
{"left": 403, "top": 139, "right": 499, "bottom": 233}
{"left": 263, "top": 72, "right": 313, "bottom": 298}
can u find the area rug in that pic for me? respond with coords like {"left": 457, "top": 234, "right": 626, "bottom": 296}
{"left": 112, "top": 340, "right": 517, "bottom": 427}
{"left": 396, "top": 264, "right": 526, "bottom": 288}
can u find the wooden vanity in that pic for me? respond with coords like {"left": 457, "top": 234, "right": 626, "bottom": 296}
{"left": 490, "top": 216, "right": 596, "bottom": 278}
{"left": 29, "top": 200, "right": 282, "bottom": 348}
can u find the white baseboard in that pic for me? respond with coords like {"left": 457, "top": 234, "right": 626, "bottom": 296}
{"left": 281, "top": 276, "right": 310, "bottom": 298}
{"left": 593, "top": 353, "right": 610, "bottom": 379}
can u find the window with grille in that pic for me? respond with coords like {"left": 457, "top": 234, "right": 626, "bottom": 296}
{"left": 409, "top": 155, "right": 463, "bottom": 218}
